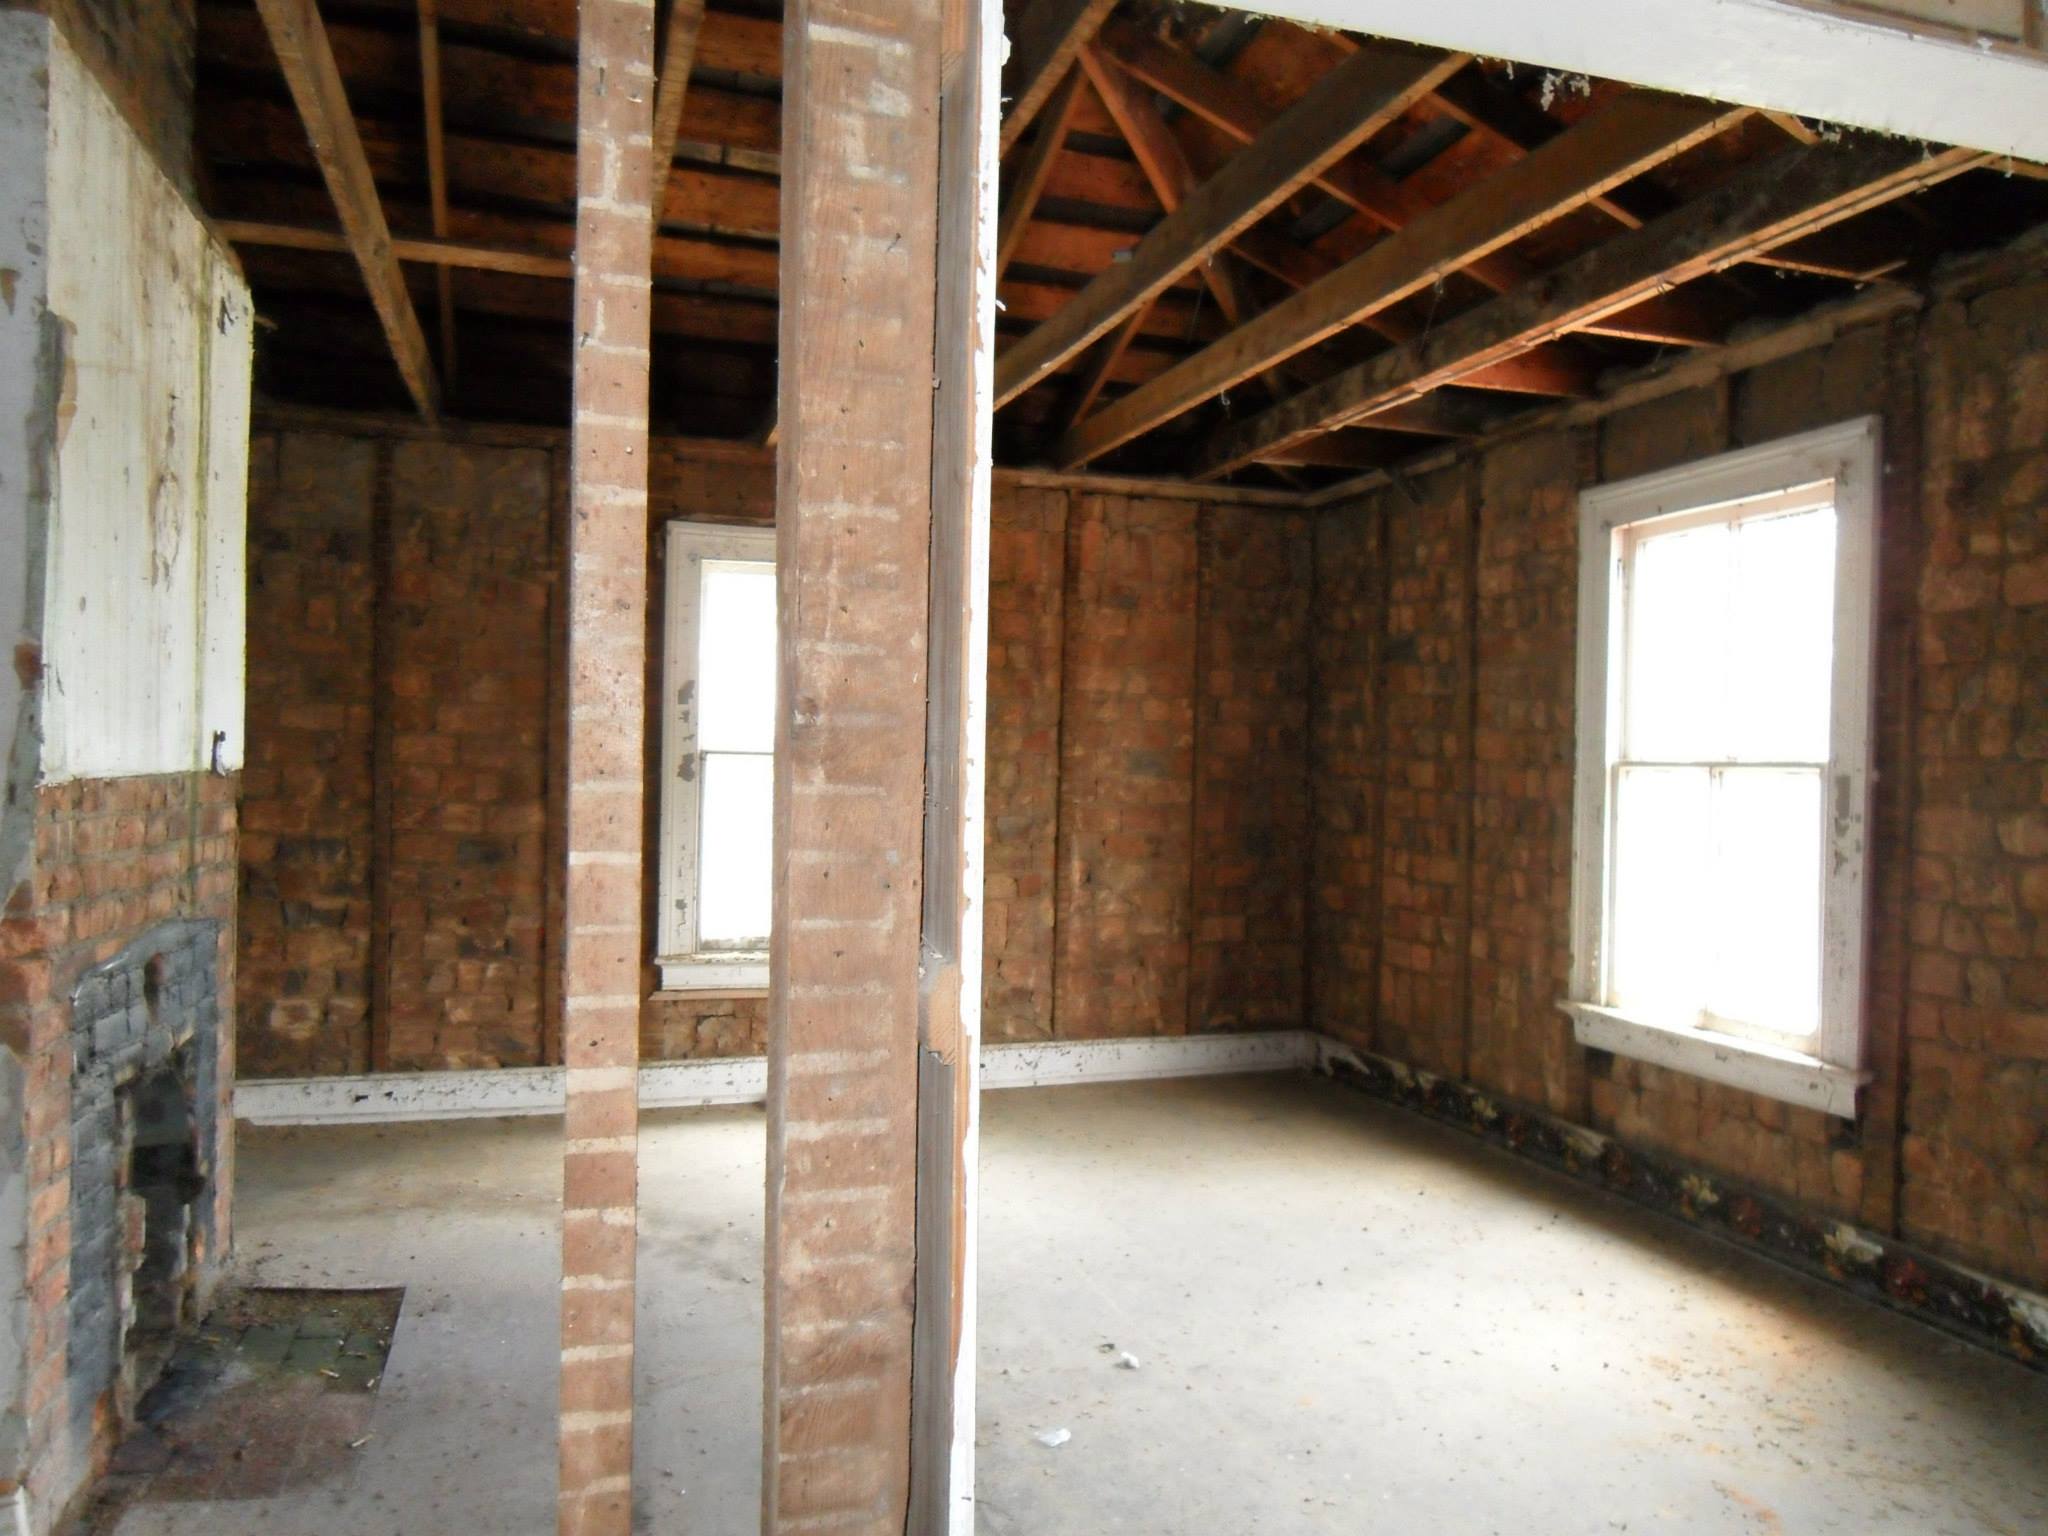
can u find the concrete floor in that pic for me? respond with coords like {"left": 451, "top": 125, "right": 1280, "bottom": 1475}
{"left": 106, "top": 1074, "right": 2048, "bottom": 1534}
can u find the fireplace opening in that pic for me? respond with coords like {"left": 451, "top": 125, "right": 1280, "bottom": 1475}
{"left": 67, "top": 921, "right": 220, "bottom": 1455}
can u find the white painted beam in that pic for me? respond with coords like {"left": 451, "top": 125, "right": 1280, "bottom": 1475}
{"left": 1248, "top": 0, "right": 2048, "bottom": 162}
{"left": 233, "top": 1032, "right": 1323, "bottom": 1125}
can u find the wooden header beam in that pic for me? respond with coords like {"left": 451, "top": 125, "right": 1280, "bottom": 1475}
{"left": 1199, "top": 140, "right": 1988, "bottom": 477}
{"left": 254, "top": 0, "right": 441, "bottom": 420}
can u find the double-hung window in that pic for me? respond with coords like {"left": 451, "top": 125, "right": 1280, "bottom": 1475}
{"left": 657, "top": 522, "right": 776, "bottom": 991}
{"left": 1564, "top": 418, "right": 1880, "bottom": 1116}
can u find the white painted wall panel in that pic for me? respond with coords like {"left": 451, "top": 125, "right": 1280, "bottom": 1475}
{"left": 38, "top": 33, "right": 252, "bottom": 783}
{"left": 0, "top": 13, "right": 51, "bottom": 810}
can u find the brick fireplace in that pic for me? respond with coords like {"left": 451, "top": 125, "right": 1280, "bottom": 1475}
{"left": 64, "top": 920, "right": 221, "bottom": 1453}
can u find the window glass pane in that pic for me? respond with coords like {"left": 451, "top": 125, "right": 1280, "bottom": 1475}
{"left": 1709, "top": 767, "right": 1822, "bottom": 1039}
{"left": 1624, "top": 522, "right": 1730, "bottom": 761}
{"left": 1727, "top": 506, "right": 1835, "bottom": 762}
{"left": 698, "top": 560, "right": 776, "bottom": 753}
{"left": 697, "top": 751, "right": 773, "bottom": 947}
{"left": 1609, "top": 765, "right": 1712, "bottom": 1023}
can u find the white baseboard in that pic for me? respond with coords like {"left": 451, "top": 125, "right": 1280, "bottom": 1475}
{"left": 233, "top": 1030, "right": 1321, "bottom": 1126}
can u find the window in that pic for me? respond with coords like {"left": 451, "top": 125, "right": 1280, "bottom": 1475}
{"left": 657, "top": 522, "right": 776, "bottom": 991}
{"left": 1564, "top": 418, "right": 1880, "bottom": 1117}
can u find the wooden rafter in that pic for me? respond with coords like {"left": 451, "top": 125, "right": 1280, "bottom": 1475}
{"left": 1058, "top": 308, "right": 1149, "bottom": 431}
{"left": 1056, "top": 90, "right": 1746, "bottom": 469}
{"left": 995, "top": 43, "right": 1469, "bottom": 408}
{"left": 1198, "top": 142, "right": 1989, "bottom": 479}
{"left": 1075, "top": 47, "right": 1269, "bottom": 354}
{"left": 1432, "top": 68, "right": 1905, "bottom": 284}
{"left": 1001, "top": 0, "right": 1118, "bottom": 154}
{"left": 417, "top": 0, "right": 456, "bottom": 385}
{"left": 650, "top": 0, "right": 708, "bottom": 223}
{"left": 996, "top": 67, "right": 1083, "bottom": 280}
{"left": 254, "top": 0, "right": 440, "bottom": 420}
{"left": 1096, "top": 26, "right": 1736, "bottom": 347}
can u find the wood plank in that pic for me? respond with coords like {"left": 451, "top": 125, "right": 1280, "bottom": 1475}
{"left": 650, "top": 0, "right": 709, "bottom": 221}
{"left": 417, "top": 0, "right": 457, "bottom": 383}
{"left": 996, "top": 67, "right": 1083, "bottom": 279}
{"left": 1000, "top": 0, "right": 1117, "bottom": 154}
{"left": 1056, "top": 90, "right": 1745, "bottom": 468}
{"left": 199, "top": 3, "right": 780, "bottom": 159}
{"left": 767, "top": 0, "right": 950, "bottom": 1521}
{"left": 908, "top": 0, "right": 999, "bottom": 1513}
{"left": 557, "top": 0, "right": 658, "bottom": 1525}
{"left": 1097, "top": 27, "right": 1737, "bottom": 343}
{"left": 1433, "top": 66, "right": 1907, "bottom": 283}
{"left": 216, "top": 205, "right": 779, "bottom": 290}
{"left": 1057, "top": 306, "right": 1148, "bottom": 428}
{"left": 336, "top": 0, "right": 783, "bottom": 80}
{"left": 253, "top": 0, "right": 440, "bottom": 418}
{"left": 202, "top": 96, "right": 783, "bottom": 238}
{"left": 1198, "top": 142, "right": 1988, "bottom": 478}
{"left": 994, "top": 44, "right": 1468, "bottom": 408}
{"left": 1075, "top": 47, "right": 1249, "bottom": 333}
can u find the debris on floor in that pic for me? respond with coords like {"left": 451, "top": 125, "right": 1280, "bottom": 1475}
{"left": 62, "top": 1287, "right": 404, "bottom": 1533}
{"left": 1033, "top": 1427, "right": 1072, "bottom": 1449}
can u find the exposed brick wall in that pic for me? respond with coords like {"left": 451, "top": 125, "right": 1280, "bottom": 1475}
{"left": 982, "top": 487, "right": 1067, "bottom": 1042}
{"left": 1192, "top": 508, "right": 1312, "bottom": 1033}
{"left": 238, "top": 433, "right": 375, "bottom": 1076}
{"left": 1310, "top": 253, "right": 2048, "bottom": 1292}
{"left": 1053, "top": 494, "right": 1199, "bottom": 1040}
{"left": 0, "top": 771, "right": 236, "bottom": 1518}
{"left": 240, "top": 430, "right": 1313, "bottom": 1073}
{"left": 384, "top": 441, "right": 553, "bottom": 1070}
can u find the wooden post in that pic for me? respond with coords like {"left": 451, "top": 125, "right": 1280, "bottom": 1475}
{"left": 764, "top": 0, "right": 996, "bottom": 1525}
{"left": 557, "top": 0, "right": 658, "bottom": 1532}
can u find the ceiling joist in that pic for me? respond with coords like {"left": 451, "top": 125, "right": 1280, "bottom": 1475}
{"left": 1057, "top": 89, "right": 1747, "bottom": 468}
{"left": 253, "top": 0, "right": 441, "bottom": 420}
{"left": 1001, "top": 0, "right": 1120, "bottom": 154}
{"left": 995, "top": 42, "right": 1470, "bottom": 407}
{"left": 1199, "top": 141, "right": 1989, "bottom": 479}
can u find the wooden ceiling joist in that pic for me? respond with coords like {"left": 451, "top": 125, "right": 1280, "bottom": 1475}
{"left": 1096, "top": 26, "right": 1735, "bottom": 347}
{"left": 254, "top": 0, "right": 441, "bottom": 419}
{"left": 997, "top": 68, "right": 1084, "bottom": 279}
{"left": 1197, "top": 140, "right": 1989, "bottom": 479}
{"left": 994, "top": 43, "right": 1469, "bottom": 409}
{"left": 220, "top": 218, "right": 574, "bottom": 277}
{"left": 417, "top": 0, "right": 456, "bottom": 384}
{"left": 1001, "top": 0, "right": 1120, "bottom": 154}
{"left": 1074, "top": 45, "right": 1273, "bottom": 377}
{"left": 1054, "top": 90, "right": 1747, "bottom": 469}
{"left": 650, "top": 0, "right": 709, "bottom": 220}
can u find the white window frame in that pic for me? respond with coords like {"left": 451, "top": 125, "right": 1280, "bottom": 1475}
{"left": 657, "top": 521, "right": 775, "bottom": 993}
{"left": 1562, "top": 417, "right": 1881, "bottom": 1118}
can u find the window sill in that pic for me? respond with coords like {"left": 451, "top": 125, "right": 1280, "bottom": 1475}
{"left": 1560, "top": 1002, "right": 1867, "bottom": 1118}
{"left": 658, "top": 958, "right": 768, "bottom": 995}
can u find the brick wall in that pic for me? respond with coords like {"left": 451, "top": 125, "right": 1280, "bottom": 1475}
{"left": 1310, "top": 253, "right": 2048, "bottom": 1292}
{"left": 0, "top": 771, "right": 237, "bottom": 1518}
{"left": 239, "top": 429, "right": 1312, "bottom": 1074}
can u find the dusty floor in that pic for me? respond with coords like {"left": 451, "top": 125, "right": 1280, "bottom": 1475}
{"left": 100, "top": 1073, "right": 2048, "bottom": 1534}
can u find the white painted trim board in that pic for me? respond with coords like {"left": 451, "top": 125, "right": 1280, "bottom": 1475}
{"left": 234, "top": 1031, "right": 1323, "bottom": 1125}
